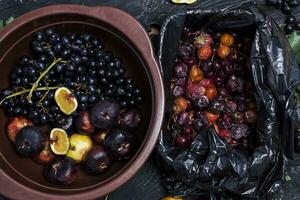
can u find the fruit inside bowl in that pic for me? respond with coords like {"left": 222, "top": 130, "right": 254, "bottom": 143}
{"left": 0, "top": 28, "right": 146, "bottom": 185}
{"left": 0, "top": 7, "right": 166, "bottom": 200}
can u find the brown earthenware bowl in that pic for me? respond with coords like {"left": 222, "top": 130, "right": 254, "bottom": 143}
{"left": 0, "top": 5, "right": 164, "bottom": 200}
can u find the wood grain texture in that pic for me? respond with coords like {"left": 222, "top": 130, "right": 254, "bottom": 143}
{"left": 0, "top": 0, "right": 300, "bottom": 200}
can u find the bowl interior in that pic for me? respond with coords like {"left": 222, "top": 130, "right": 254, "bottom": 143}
{"left": 0, "top": 13, "right": 153, "bottom": 194}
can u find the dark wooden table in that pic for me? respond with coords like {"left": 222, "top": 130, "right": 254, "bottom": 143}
{"left": 0, "top": 1, "right": 300, "bottom": 200}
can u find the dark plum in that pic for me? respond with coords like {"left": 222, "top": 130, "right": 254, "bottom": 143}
{"left": 233, "top": 111, "right": 244, "bottom": 123}
{"left": 224, "top": 64, "right": 235, "bottom": 75}
{"left": 184, "top": 56, "right": 197, "bottom": 67}
{"left": 210, "top": 100, "right": 225, "bottom": 113}
{"left": 217, "top": 119, "right": 229, "bottom": 129}
{"left": 226, "top": 75, "right": 244, "bottom": 94}
{"left": 104, "top": 129, "right": 137, "bottom": 160}
{"left": 175, "top": 78, "right": 186, "bottom": 87}
{"left": 173, "top": 85, "right": 185, "bottom": 97}
{"left": 15, "top": 126, "right": 43, "bottom": 157}
{"left": 230, "top": 123, "right": 250, "bottom": 139}
{"left": 226, "top": 100, "right": 237, "bottom": 112}
{"left": 182, "top": 126, "right": 195, "bottom": 138}
{"left": 175, "top": 134, "right": 191, "bottom": 148}
{"left": 177, "top": 112, "right": 192, "bottom": 126}
{"left": 90, "top": 100, "right": 120, "bottom": 129}
{"left": 218, "top": 87, "right": 229, "bottom": 97}
{"left": 83, "top": 146, "right": 112, "bottom": 175}
{"left": 44, "top": 157, "right": 77, "bottom": 185}
{"left": 174, "top": 62, "right": 188, "bottom": 78}
{"left": 193, "top": 113, "right": 209, "bottom": 131}
{"left": 178, "top": 43, "right": 194, "bottom": 59}
{"left": 194, "top": 96, "right": 209, "bottom": 109}
{"left": 212, "top": 60, "right": 222, "bottom": 71}
{"left": 193, "top": 119, "right": 206, "bottom": 131}
{"left": 213, "top": 77, "right": 224, "bottom": 87}
{"left": 202, "top": 61, "right": 213, "bottom": 72}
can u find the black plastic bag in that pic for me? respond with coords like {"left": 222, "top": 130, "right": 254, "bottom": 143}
{"left": 157, "top": 3, "right": 300, "bottom": 199}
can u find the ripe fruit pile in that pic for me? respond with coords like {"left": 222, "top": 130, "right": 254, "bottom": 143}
{"left": 1, "top": 29, "right": 142, "bottom": 185}
{"left": 169, "top": 29, "right": 257, "bottom": 149}
{"left": 0, "top": 28, "right": 142, "bottom": 125}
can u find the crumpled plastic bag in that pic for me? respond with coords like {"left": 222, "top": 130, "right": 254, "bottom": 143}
{"left": 156, "top": 2, "right": 300, "bottom": 199}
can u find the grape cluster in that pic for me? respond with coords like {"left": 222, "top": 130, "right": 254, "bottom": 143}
{"left": 267, "top": 0, "right": 299, "bottom": 14}
{"left": 169, "top": 29, "right": 257, "bottom": 150}
{"left": 266, "top": 0, "right": 300, "bottom": 34}
{"left": 0, "top": 29, "right": 142, "bottom": 125}
{"left": 285, "top": 15, "right": 300, "bottom": 34}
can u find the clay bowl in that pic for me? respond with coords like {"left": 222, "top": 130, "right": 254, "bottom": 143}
{"left": 0, "top": 5, "right": 164, "bottom": 199}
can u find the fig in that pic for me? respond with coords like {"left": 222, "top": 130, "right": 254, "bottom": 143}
{"left": 75, "top": 111, "right": 95, "bottom": 134}
{"left": 43, "top": 157, "right": 77, "bottom": 185}
{"left": 118, "top": 109, "right": 141, "bottom": 130}
{"left": 83, "top": 146, "right": 112, "bottom": 175}
{"left": 15, "top": 126, "right": 44, "bottom": 157}
{"left": 50, "top": 128, "right": 70, "bottom": 155}
{"left": 93, "top": 130, "right": 109, "bottom": 145}
{"left": 66, "top": 133, "right": 93, "bottom": 163}
{"left": 90, "top": 100, "right": 120, "bottom": 129}
{"left": 104, "top": 129, "right": 137, "bottom": 160}
{"left": 6, "top": 116, "right": 32, "bottom": 142}
{"left": 32, "top": 138, "right": 56, "bottom": 165}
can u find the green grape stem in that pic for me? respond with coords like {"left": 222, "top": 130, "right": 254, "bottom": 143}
{"left": 0, "top": 86, "right": 59, "bottom": 105}
{"left": 26, "top": 58, "right": 63, "bottom": 102}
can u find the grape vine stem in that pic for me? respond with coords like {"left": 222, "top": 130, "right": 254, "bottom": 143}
{"left": 26, "top": 58, "right": 63, "bottom": 102}
{"left": 0, "top": 86, "right": 59, "bottom": 105}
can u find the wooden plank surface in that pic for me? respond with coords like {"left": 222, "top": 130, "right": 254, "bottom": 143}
{"left": 0, "top": 0, "right": 300, "bottom": 200}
